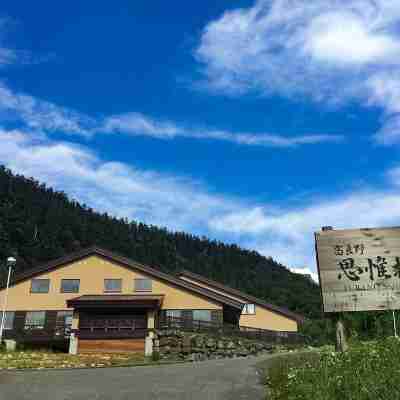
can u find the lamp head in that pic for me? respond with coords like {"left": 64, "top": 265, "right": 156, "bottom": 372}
{"left": 6, "top": 256, "right": 16, "bottom": 267}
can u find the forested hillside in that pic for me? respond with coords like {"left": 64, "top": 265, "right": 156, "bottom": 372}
{"left": 0, "top": 166, "right": 321, "bottom": 317}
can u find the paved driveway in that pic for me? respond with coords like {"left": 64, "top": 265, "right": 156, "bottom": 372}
{"left": 0, "top": 355, "right": 271, "bottom": 400}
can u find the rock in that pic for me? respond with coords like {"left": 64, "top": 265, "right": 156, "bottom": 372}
{"left": 193, "top": 336, "right": 204, "bottom": 348}
{"left": 188, "top": 353, "right": 202, "bottom": 362}
{"left": 192, "top": 347, "right": 206, "bottom": 353}
{"left": 169, "top": 337, "right": 180, "bottom": 347}
{"left": 159, "top": 337, "right": 170, "bottom": 347}
{"left": 226, "top": 341, "right": 236, "bottom": 349}
{"left": 236, "top": 349, "right": 249, "bottom": 357}
{"left": 249, "top": 346, "right": 258, "bottom": 355}
{"left": 156, "top": 328, "right": 279, "bottom": 363}
{"left": 206, "top": 338, "right": 216, "bottom": 348}
{"left": 163, "top": 346, "right": 171, "bottom": 354}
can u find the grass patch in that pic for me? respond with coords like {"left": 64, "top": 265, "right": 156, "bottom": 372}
{"left": 0, "top": 351, "right": 146, "bottom": 370}
{"left": 262, "top": 338, "right": 400, "bottom": 400}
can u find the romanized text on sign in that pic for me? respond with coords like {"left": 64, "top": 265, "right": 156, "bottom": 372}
{"left": 315, "top": 227, "right": 400, "bottom": 313}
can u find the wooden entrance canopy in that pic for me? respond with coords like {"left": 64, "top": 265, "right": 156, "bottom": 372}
{"left": 67, "top": 294, "right": 164, "bottom": 309}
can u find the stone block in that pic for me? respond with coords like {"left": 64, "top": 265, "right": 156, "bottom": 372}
{"left": 217, "top": 340, "right": 225, "bottom": 349}
{"left": 226, "top": 341, "right": 236, "bottom": 349}
{"left": 206, "top": 338, "right": 216, "bottom": 348}
{"left": 159, "top": 337, "right": 170, "bottom": 346}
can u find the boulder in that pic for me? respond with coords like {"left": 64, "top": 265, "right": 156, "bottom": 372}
{"left": 226, "top": 341, "right": 236, "bottom": 349}
{"left": 162, "top": 346, "right": 171, "bottom": 354}
{"left": 206, "top": 338, "right": 216, "bottom": 348}
{"left": 236, "top": 349, "right": 249, "bottom": 357}
{"left": 193, "top": 336, "right": 204, "bottom": 348}
{"left": 159, "top": 337, "right": 170, "bottom": 347}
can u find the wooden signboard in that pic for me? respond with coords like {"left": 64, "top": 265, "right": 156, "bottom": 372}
{"left": 315, "top": 227, "right": 400, "bottom": 313}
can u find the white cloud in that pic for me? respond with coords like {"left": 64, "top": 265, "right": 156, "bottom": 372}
{"left": 103, "top": 112, "right": 343, "bottom": 147}
{"left": 104, "top": 113, "right": 180, "bottom": 139}
{"left": 0, "top": 83, "right": 95, "bottom": 136}
{"left": 1, "top": 128, "right": 400, "bottom": 277}
{"left": 290, "top": 267, "right": 319, "bottom": 283}
{"left": 0, "top": 82, "right": 342, "bottom": 148}
{"left": 196, "top": 0, "right": 400, "bottom": 143}
{"left": 0, "top": 128, "right": 239, "bottom": 232}
{"left": 302, "top": 11, "right": 400, "bottom": 66}
{"left": 0, "top": 18, "right": 17, "bottom": 67}
{"left": 210, "top": 190, "right": 400, "bottom": 269}
{"left": 0, "top": 18, "right": 38, "bottom": 67}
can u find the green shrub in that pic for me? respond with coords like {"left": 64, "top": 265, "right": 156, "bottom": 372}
{"left": 266, "top": 338, "right": 400, "bottom": 400}
{"left": 151, "top": 351, "right": 160, "bottom": 362}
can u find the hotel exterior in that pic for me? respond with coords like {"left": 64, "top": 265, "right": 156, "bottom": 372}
{"left": 0, "top": 247, "right": 302, "bottom": 354}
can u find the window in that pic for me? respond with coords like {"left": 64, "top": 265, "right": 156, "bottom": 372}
{"left": 242, "top": 304, "right": 256, "bottom": 315}
{"left": 134, "top": 278, "right": 152, "bottom": 292}
{"left": 60, "top": 279, "right": 80, "bottom": 293}
{"left": 56, "top": 311, "right": 73, "bottom": 336}
{"left": 104, "top": 279, "right": 122, "bottom": 292}
{"left": 166, "top": 310, "right": 182, "bottom": 319}
{"left": 31, "top": 279, "right": 50, "bottom": 293}
{"left": 165, "top": 310, "right": 182, "bottom": 328}
{"left": 2, "top": 311, "right": 15, "bottom": 330}
{"left": 25, "top": 311, "right": 46, "bottom": 329}
{"left": 193, "top": 310, "right": 212, "bottom": 322}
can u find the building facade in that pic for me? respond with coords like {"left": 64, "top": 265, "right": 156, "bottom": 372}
{"left": 0, "top": 247, "right": 302, "bottom": 354}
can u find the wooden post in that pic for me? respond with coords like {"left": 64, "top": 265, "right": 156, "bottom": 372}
{"left": 335, "top": 314, "right": 348, "bottom": 352}
{"left": 319, "top": 226, "right": 349, "bottom": 352}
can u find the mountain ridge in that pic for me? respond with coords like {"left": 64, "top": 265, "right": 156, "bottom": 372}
{"left": 0, "top": 165, "right": 321, "bottom": 318}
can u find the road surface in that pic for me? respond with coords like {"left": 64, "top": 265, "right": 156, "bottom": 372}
{"left": 0, "top": 355, "right": 272, "bottom": 400}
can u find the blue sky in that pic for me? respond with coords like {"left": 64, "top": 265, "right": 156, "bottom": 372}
{"left": 1, "top": 0, "right": 400, "bottom": 281}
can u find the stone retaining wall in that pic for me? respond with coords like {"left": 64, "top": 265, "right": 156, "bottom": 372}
{"left": 152, "top": 329, "right": 274, "bottom": 361}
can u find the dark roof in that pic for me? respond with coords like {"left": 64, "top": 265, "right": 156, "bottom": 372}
{"left": 67, "top": 294, "right": 164, "bottom": 308}
{"left": 179, "top": 270, "right": 304, "bottom": 323}
{"left": 2, "top": 246, "right": 243, "bottom": 310}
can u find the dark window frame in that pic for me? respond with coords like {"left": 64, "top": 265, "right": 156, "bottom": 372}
{"left": 104, "top": 278, "right": 122, "bottom": 293}
{"left": 166, "top": 310, "right": 182, "bottom": 318}
{"left": 30, "top": 279, "right": 50, "bottom": 294}
{"left": 134, "top": 278, "right": 152, "bottom": 292}
{"left": 242, "top": 303, "right": 256, "bottom": 315}
{"left": 60, "top": 279, "right": 80, "bottom": 293}
{"left": 3, "top": 311, "right": 15, "bottom": 330}
{"left": 24, "top": 311, "right": 46, "bottom": 330}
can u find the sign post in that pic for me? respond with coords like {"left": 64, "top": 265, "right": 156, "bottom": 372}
{"left": 315, "top": 226, "right": 400, "bottom": 350}
{"left": 393, "top": 311, "right": 398, "bottom": 338}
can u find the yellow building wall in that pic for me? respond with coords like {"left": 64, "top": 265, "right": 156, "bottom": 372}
{"left": 239, "top": 308, "right": 298, "bottom": 332}
{"left": 180, "top": 275, "right": 298, "bottom": 332}
{"left": 0, "top": 256, "right": 222, "bottom": 311}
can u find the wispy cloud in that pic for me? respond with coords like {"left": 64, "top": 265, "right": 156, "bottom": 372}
{"left": 209, "top": 189, "right": 400, "bottom": 269}
{"left": 0, "top": 82, "right": 343, "bottom": 148}
{"left": 1, "top": 128, "right": 400, "bottom": 275}
{"left": 0, "top": 128, "right": 239, "bottom": 232}
{"left": 103, "top": 112, "right": 343, "bottom": 147}
{"left": 196, "top": 0, "right": 400, "bottom": 144}
{"left": 0, "top": 17, "right": 39, "bottom": 67}
{"left": 0, "top": 83, "right": 96, "bottom": 136}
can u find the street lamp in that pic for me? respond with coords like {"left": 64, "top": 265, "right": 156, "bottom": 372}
{"left": 0, "top": 256, "right": 17, "bottom": 343}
